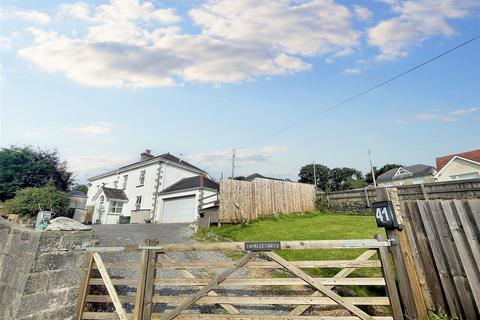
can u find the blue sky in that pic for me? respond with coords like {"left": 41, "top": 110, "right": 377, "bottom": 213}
{"left": 0, "top": 0, "right": 479, "bottom": 183}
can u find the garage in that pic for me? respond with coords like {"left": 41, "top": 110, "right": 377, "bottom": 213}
{"left": 162, "top": 195, "right": 196, "bottom": 223}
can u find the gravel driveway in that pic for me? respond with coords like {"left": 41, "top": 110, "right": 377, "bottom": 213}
{"left": 91, "top": 223, "right": 195, "bottom": 246}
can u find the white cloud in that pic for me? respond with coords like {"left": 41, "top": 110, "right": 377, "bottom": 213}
{"left": 1, "top": 8, "right": 51, "bottom": 24}
{"left": 353, "top": 5, "right": 373, "bottom": 21}
{"left": 414, "top": 107, "right": 478, "bottom": 122}
{"left": 189, "top": 0, "right": 359, "bottom": 57}
{"left": 415, "top": 113, "right": 456, "bottom": 122}
{"left": 368, "top": 0, "right": 480, "bottom": 60}
{"left": 65, "top": 122, "right": 113, "bottom": 135}
{"left": 449, "top": 107, "right": 478, "bottom": 116}
{"left": 393, "top": 120, "right": 410, "bottom": 126}
{"left": 343, "top": 67, "right": 362, "bottom": 75}
{"left": 66, "top": 155, "right": 136, "bottom": 173}
{"left": 0, "top": 36, "right": 12, "bottom": 49}
{"left": 187, "top": 146, "right": 288, "bottom": 164}
{"left": 17, "top": 0, "right": 359, "bottom": 87}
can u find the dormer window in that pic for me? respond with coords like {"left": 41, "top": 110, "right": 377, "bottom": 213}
{"left": 394, "top": 167, "right": 411, "bottom": 177}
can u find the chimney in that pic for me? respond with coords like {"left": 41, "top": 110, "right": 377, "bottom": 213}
{"left": 140, "top": 149, "right": 154, "bottom": 162}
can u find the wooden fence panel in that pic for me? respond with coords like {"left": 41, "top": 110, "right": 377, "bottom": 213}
{"left": 219, "top": 178, "right": 316, "bottom": 223}
{"left": 400, "top": 199, "right": 480, "bottom": 319}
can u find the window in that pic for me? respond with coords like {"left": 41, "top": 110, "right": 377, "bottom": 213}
{"left": 413, "top": 177, "right": 425, "bottom": 184}
{"left": 113, "top": 181, "right": 118, "bottom": 189}
{"left": 450, "top": 172, "right": 480, "bottom": 181}
{"left": 109, "top": 201, "right": 123, "bottom": 213}
{"left": 122, "top": 175, "right": 128, "bottom": 189}
{"left": 138, "top": 170, "right": 146, "bottom": 186}
{"left": 135, "top": 196, "right": 142, "bottom": 210}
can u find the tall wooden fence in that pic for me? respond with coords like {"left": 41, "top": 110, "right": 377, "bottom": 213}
{"left": 327, "top": 179, "right": 480, "bottom": 213}
{"left": 219, "top": 178, "right": 316, "bottom": 223}
{"left": 400, "top": 199, "right": 480, "bottom": 319}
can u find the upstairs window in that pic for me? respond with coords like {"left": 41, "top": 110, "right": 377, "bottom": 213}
{"left": 113, "top": 181, "right": 118, "bottom": 189}
{"left": 138, "top": 170, "right": 146, "bottom": 186}
{"left": 135, "top": 196, "right": 142, "bottom": 210}
{"left": 109, "top": 201, "right": 123, "bottom": 214}
{"left": 122, "top": 175, "right": 128, "bottom": 189}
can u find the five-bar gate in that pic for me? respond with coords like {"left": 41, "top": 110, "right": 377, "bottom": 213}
{"left": 76, "top": 235, "right": 401, "bottom": 320}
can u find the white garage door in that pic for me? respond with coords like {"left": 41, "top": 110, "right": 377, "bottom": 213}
{"left": 162, "top": 196, "right": 196, "bottom": 223}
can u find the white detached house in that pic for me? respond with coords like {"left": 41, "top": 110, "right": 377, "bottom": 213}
{"left": 86, "top": 150, "right": 218, "bottom": 224}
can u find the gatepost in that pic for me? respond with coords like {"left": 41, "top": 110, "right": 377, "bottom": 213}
{"left": 372, "top": 187, "right": 429, "bottom": 320}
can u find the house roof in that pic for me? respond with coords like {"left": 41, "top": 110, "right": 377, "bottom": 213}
{"left": 88, "top": 152, "right": 206, "bottom": 181}
{"left": 101, "top": 187, "right": 128, "bottom": 201}
{"left": 68, "top": 191, "right": 87, "bottom": 198}
{"left": 436, "top": 149, "right": 480, "bottom": 171}
{"left": 244, "top": 173, "right": 283, "bottom": 182}
{"left": 377, "top": 164, "right": 435, "bottom": 183}
{"left": 160, "top": 176, "right": 219, "bottom": 194}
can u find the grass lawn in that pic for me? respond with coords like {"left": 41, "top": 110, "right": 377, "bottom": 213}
{"left": 197, "top": 211, "right": 387, "bottom": 297}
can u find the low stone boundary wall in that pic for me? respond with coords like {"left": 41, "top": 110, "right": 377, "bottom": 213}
{"left": 326, "top": 179, "right": 480, "bottom": 213}
{"left": 0, "top": 218, "right": 95, "bottom": 320}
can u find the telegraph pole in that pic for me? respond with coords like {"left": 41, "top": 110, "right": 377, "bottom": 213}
{"left": 368, "top": 150, "right": 377, "bottom": 188}
{"left": 313, "top": 161, "right": 317, "bottom": 189}
{"left": 231, "top": 148, "right": 236, "bottom": 179}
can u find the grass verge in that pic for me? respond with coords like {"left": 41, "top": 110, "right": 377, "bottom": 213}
{"left": 197, "top": 211, "right": 387, "bottom": 297}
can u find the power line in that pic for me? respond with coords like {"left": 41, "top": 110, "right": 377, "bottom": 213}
{"left": 246, "top": 34, "right": 480, "bottom": 147}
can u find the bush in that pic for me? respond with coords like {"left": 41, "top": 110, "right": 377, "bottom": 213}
{"left": 315, "top": 194, "right": 328, "bottom": 212}
{"left": 4, "top": 184, "right": 70, "bottom": 217}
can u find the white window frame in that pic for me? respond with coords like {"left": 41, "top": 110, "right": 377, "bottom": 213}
{"left": 450, "top": 172, "right": 480, "bottom": 181}
{"left": 138, "top": 170, "right": 146, "bottom": 186}
{"left": 109, "top": 201, "right": 124, "bottom": 214}
{"left": 135, "top": 196, "right": 142, "bottom": 210}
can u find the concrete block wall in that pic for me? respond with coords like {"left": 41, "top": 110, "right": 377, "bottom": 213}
{"left": 0, "top": 218, "right": 95, "bottom": 320}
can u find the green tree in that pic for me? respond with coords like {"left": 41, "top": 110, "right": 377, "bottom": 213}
{"left": 0, "top": 146, "right": 74, "bottom": 201}
{"left": 233, "top": 176, "right": 246, "bottom": 181}
{"left": 328, "top": 167, "right": 366, "bottom": 191}
{"left": 365, "top": 164, "right": 402, "bottom": 184}
{"left": 72, "top": 184, "right": 89, "bottom": 194}
{"left": 4, "top": 184, "right": 70, "bottom": 217}
{"left": 298, "top": 164, "right": 330, "bottom": 191}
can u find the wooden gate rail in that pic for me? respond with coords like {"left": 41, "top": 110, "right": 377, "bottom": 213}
{"left": 76, "top": 237, "right": 401, "bottom": 320}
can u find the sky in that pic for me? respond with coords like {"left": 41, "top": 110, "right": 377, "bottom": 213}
{"left": 0, "top": 0, "right": 479, "bottom": 183}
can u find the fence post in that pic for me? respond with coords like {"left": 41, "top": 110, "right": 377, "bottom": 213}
{"left": 377, "top": 187, "right": 429, "bottom": 319}
{"left": 142, "top": 239, "right": 158, "bottom": 319}
{"left": 375, "top": 234, "right": 403, "bottom": 320}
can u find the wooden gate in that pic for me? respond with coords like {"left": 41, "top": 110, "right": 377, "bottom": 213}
{"left": 76, "top": 237, "right": 401, "bottom": 320}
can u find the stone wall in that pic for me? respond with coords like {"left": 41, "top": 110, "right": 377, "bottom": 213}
{"left": 326, "top": 179, "right": 480, "bottom": 213}
{"left": 0, "top": 218, "right": 95, "bottom": 320}
{"left": 326, "top": 187, "right": 379, "bottom": 213}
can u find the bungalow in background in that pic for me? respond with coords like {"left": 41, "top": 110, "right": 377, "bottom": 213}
{"left": 377, "top": 164, "right": 436, "bottom": 187}
{"left": 434, "top": 148, "right": 480, "bottom": 182}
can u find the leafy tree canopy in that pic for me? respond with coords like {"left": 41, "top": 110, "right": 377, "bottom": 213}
{"left": 365, "top": 164, "right": 403, "bottom": 184}
{"left": 4, "top": 184, "right": 70, "bottom": 217}
{"left": 299, "top": 164, "right": 367, "bottom": 192}
{"left": 72, "top": 184, "right": 89, "bottom": 194}
{"left": 0, "top": 146, "right": 74, "bottom": 201}
{"left": 298, "top": 164, "right": 329, "bottom": 191}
